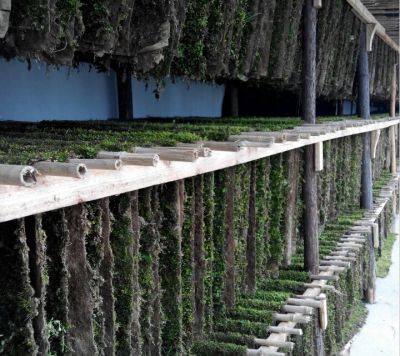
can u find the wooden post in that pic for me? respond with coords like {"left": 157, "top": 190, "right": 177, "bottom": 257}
{"left": 358, "top": 24, "right": 373, "bottom": 209}
{"left": 302, "top": 0, "right": 319, "bottom": 276}
{"left": 390, "top": 64, "right": 397, "bottom": 118}
{"left": 358, "top": 24, "right": 376, "bottom": 305}
{"left": 223, "top": 82, "right": 239, "bottom": 117}
{"left": 117, "top": 65, "right": 133, "bottom": 120}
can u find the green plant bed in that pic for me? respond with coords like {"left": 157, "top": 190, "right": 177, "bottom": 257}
{"left": 258, "top": 279, "right": 305, "bottom": 294}
{"left": 215, "top": 318, "right": 268, "bottom": 337}
{"left": 376, "top": 233, "right": 397, "bottom": 278}
{"left": 191, "top": 340, "right": 247, "bottom": 356}
{"left": 227, "top": 307, "right": 274, "bottom": 324}
{"left": 209, "top": 332, "right": 256, "bottom": 348}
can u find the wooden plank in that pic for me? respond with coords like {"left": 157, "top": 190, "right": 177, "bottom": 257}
{"left": 315, "top": 142, "right": 324, "bottom": 171}
{"left": 0, "top": 118, "right": 398, "bottom": 223}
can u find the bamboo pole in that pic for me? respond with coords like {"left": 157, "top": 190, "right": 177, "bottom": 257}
{"left": 304, "top": 283, "right": 335, "bottom": 291}
{"left": 68, "top": 159, "right": 122, "bottom": 170}
{"left": 282, "top": 305, "right": 314, "bottom": 315}
{"left": 34, "top": 161, "right": 87, "bottom": 178}
{"left": 97, "top": 151, "right": 160, "bottom": 166}
{"left": 268, "top": 326, "right": 303, "bottom": 336}
{"left": 132, "top": 147, "right": 198, "bottom": 162}
{"left": 273, "top": 313, "right": 311, "bottom": 323}
{"left": 0, "top": 164, "right": 37, "bottom": 187}
{"left": 286, "top": 298, "right": 323, "bottom": 308}
{"left": 202, "top": 141, "right": 242, "bottom": 152}
{"left": 320, "top": 260, "right": 350, "bottom": 267}
{"left": 229, "top": 135, "right": 275, "bottom": 144}
{"left": 254, "top": 339, "right": 295, "bottom": 351}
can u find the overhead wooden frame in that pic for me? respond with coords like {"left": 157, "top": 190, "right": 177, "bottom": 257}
{"left": 347, "top": 0, "right": 400, "bottom": 53}
{"left": 366, "top": 23, "right": 378, "bottom": 52}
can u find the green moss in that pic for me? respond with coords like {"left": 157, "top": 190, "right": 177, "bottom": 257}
{"left": 216, "top": 318, "right": 268, "bottom": 337}
{"left": 209, "top": 332, "right": 256, "bottom": 348}
{"left": 159, "top": 182, "right": 183, "bottom": 355}
{"left": 376, "top": 233, "right": 397, "bottom": 278}
{"left": 227, "top": 307, "right": 273, "bottom": 324}
{"left": 109, "top": 194, "right": 134, "bottom": 355}
{"left": 191, "top": 340, "right": 247, "bottom": 356}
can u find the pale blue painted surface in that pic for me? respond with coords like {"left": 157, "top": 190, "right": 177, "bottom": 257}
{"left": 132, "top": 78, "right": 225, "bottom": 118}
{"left": 0, "top": 59, "right": 118, "bottom": 121}
{"left": 0, "top": 59, "right": 224, "bottom": 121}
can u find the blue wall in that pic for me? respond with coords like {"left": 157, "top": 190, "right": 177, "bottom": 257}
{"left": 0, "top": 59, "right": 118, "bottom": 121}
{"left": 0, "top": 59, "right": 224, "bottom": 121}
{"left": 132, "top": 78, "right": 225, "bottom": 118}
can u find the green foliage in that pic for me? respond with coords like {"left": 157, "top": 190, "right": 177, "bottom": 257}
{"left": 376, "top": 233, "right": 397, "bottom": 278}
{"left": 267, "top": 154, "right": 287, "bottom": 269}
{"left": 191, "top": 340, "right": 247, "bottom": 356}
{"left": 210, "top": 332, "right": 256, "bottom": 348}
{"left": 159, "top": 182, "right": 183, "bottom": 355}
{"left": 46, "top": 319, "right": 69, "bottom": 356}
{"left": 109, "top": 194, "right": 134, "bottom": 355}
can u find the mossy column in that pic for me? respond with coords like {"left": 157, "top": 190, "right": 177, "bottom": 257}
{"left": 159, "top": 182, "right": 184, "bottom": 355}
{"left": 358, "top": 24, "right": 376, "bottom": 304}
{"left": 303, "top": 2, "right": 324, "bottom": 355}
{"left": 302, "top": 0, "right": 319, "bottom": 275}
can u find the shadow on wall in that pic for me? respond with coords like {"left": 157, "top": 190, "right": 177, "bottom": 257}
{"left": 0, "top": 59, "right": 225, "bottom": 121}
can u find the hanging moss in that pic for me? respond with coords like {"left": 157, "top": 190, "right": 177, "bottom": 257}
{"left": 181, "top": 178, "right": 195, "bottom": 350}
{"left": 64, "top": 204, "right": 97, "bottom": 355}
{"left": 234, "top": 163, "right": 250, "bottom": 295}
{"left": 25, "top": 215, "right": 50, "bottom": 355}
{"left": 109, "top": 194, "right": 135, "bottom": 355}
{"left": 267, "top": 154, "right": 287, "bottom": 274}
{"left": 212, "top": 169, "right": 227, "bottom": 319}
{"left": 203, "top": 173, "right": 215, "bottom": 334}
{"left": 0, "top": 219, "right": 37, "bottom": 355}
{"left": 159, "top": 182, "right": 184, "bottom": 355}
{"left": 42, "top": 210, "right": 70, "bottom": 355}
{"left": 191, "top": 340, "right": 247, "bottom": 356}
{"left": 255, "top": 157, "right": 270, "bottom": 280}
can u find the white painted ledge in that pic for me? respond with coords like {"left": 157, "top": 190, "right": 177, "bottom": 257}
{"left": 0, "top": 118, "right": 398, "bottom": 223}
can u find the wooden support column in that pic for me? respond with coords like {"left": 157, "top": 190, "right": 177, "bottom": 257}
{"left": 390, "top": 64, "right": 397, "bottom": 118}
{"left": 390, "top": 126, "right": 397, "bottom": 175}
{"left": 358, "top": 24, "right": 373, "bottom": 209}
{"left": 358, "top": 24, "right": 375, "bottom": 304}
{"left": 117, "top": 65, "right": 133, "bottom": 120}
{"left": 303, "top": 2, "right": 324, "bottom": 354}
{"left": 371, "top": 129, "right": 381, "bottom": 159}
{"left": 315, "top": 142, "right": 324, "bottom": 172}
{"left": 302, "top": 0, "right": 319, "bottom": 275}
{"left": 223, "top": 82, "right": 239, "bottom": 117}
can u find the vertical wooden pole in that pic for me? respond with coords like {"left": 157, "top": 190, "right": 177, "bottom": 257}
{"left": 390, "top": 64, "right": 397, "bottom": 118}
{"left": 117, "top": 65, "right": 133, "bottom": 120}
{"left": 358, "top": 25, "right": 373, "bottom": 209}
{"left": 358, "top": 24, "right": 376, "bottom": 304}
{"left": 302, "top": 0, "right": 319, "bottom": 275}
{"left": 223, "top": 82, "right": 239, "bottom": 117}
{"left": 303, "top": 3, "right": 324, "bottom": 354}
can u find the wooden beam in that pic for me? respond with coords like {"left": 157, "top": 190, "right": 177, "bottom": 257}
{"left": 0, "top": 118, "right": 398, "bottom": 223}
{"left": 315, "top": 142, "right": 324, "bottom": 171}
{"left": 346, "top": 0, "right": 399, "bottom": 53}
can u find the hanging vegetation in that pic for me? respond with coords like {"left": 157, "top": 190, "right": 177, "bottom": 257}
{"left": 0, "top": 120, "right": 396, "bottom": 355}
{"left": 0, "top": 0, "right": 396, "bottom": 99}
